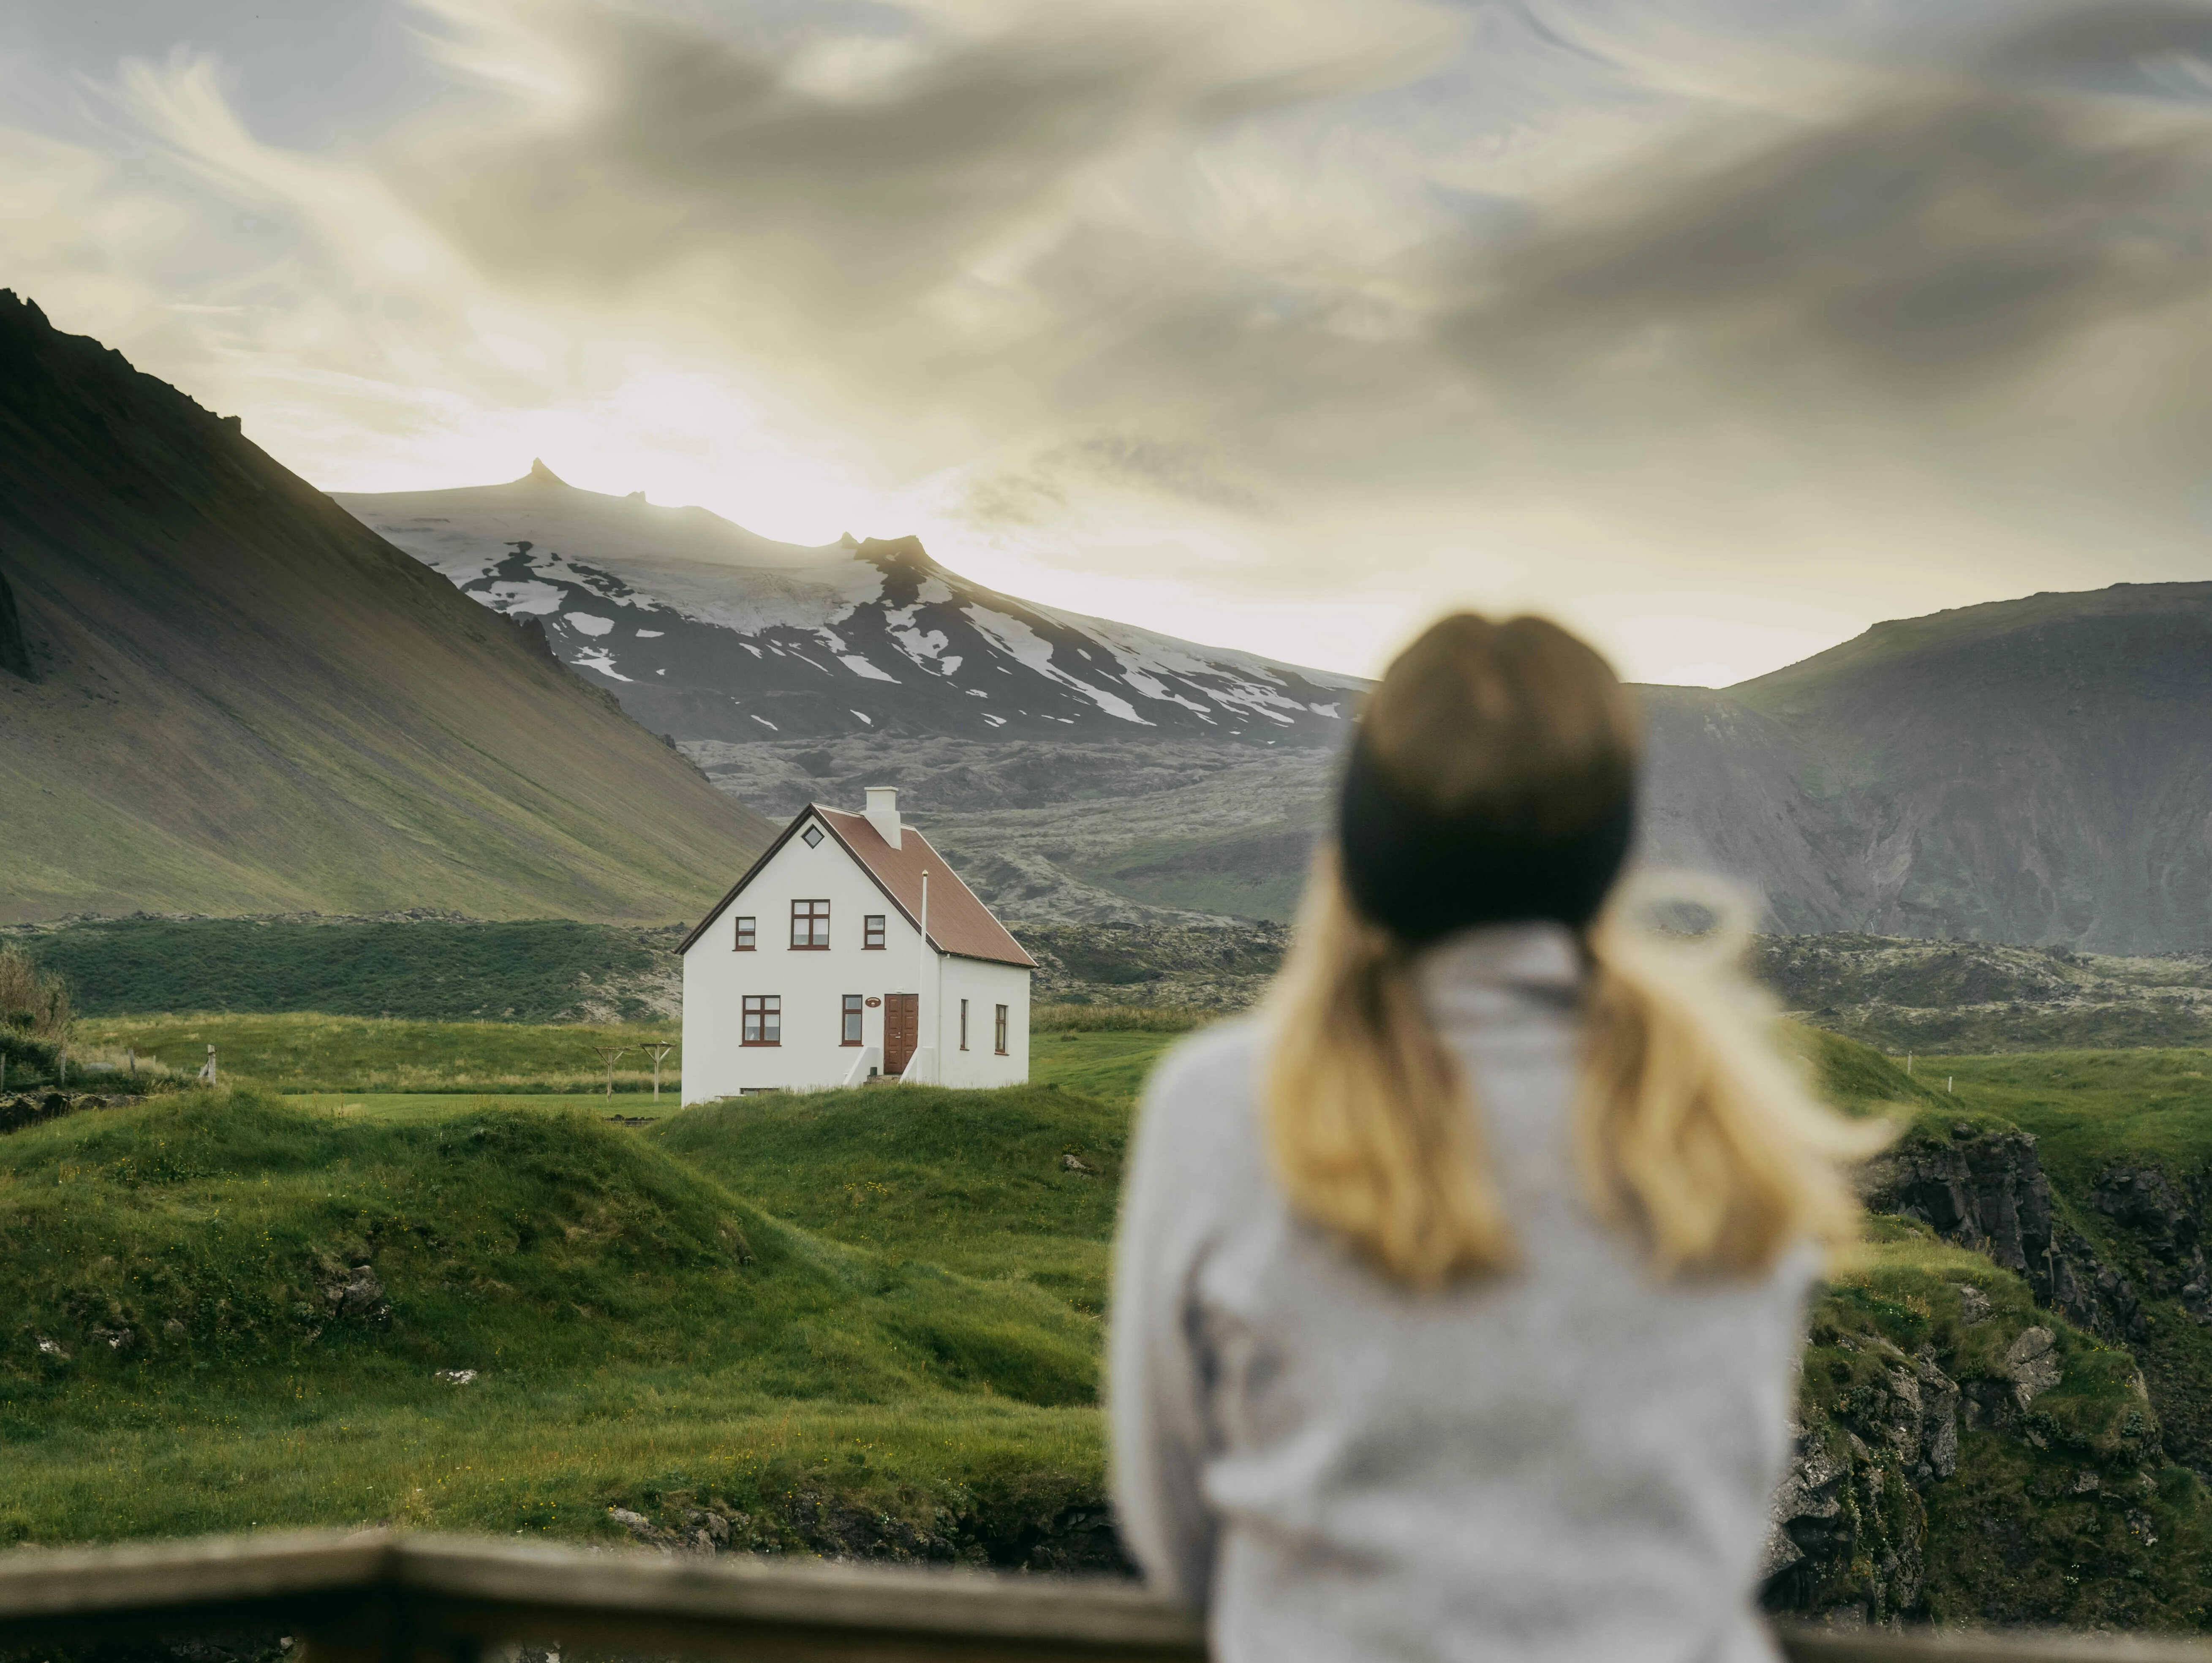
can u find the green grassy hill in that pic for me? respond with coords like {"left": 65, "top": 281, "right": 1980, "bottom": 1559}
{"left": 0, "top": 1091, "right": 1105, "bottom": 1557}
{"left": 0, "top": 291, "right": 773, "bottom": 924}
{"left": 652, "top": 1083, "right": 1126, "bottom": 1315}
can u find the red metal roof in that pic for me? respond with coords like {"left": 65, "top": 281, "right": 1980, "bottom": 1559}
{"left": 679, "top": 805, "right": 1036, "bottom": 969}
{"left": 814, "top": 807, "right": 1037, "bottom": 969}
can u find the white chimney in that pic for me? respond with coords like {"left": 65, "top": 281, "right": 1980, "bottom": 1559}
{"left": 864, "top": 787, "right": 902, "bottom": 849}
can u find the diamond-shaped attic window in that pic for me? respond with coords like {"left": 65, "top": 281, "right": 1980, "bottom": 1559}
{"left": 802, "top": 825, "right": 825, "bottom": 848}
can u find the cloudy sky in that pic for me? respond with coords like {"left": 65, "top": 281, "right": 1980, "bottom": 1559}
{"left": 7, "top": 0, "right": 2211, "bottom": 684}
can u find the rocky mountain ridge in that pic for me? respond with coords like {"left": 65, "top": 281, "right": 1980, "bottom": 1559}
{"left": 338, "top": 466, "right": 1360, "bottom": 750}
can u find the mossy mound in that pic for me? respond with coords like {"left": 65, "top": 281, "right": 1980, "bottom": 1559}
{"left": 650, "top": 1081, "right": 1128, "bottom": 1312}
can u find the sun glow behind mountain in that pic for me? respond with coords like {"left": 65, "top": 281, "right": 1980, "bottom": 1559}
{"left": 9, "top": 0, "right": 2212, "bottom": 685}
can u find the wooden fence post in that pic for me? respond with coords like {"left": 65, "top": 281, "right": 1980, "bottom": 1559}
{"left": 592, "top": 1045, "right": 628, "bottom": 1098}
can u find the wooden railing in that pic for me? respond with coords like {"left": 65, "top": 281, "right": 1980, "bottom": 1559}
{"left": 3, "top": 1533, "right": 2211, "bottom": 1663}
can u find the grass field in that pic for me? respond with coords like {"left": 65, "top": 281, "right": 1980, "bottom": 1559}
{"left": 282, "top": 1094, "right": 682, "bottom": 1124}
{"left": 73, "top": 1013, "right": 682, "bottom": 1095}
{"left": 1925, "top": 1050, "right": 2212, "bottom": 1187}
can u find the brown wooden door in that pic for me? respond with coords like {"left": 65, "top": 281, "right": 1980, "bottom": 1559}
{"left": 883, "top": 993, "right": 918, "bottom": 1077}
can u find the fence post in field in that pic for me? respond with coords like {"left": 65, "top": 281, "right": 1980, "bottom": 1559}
{"left": 126, "top": 1047, "right": 135, "bottom": 1077}
{"left": 593, "top": 1045, "right": 628, "bottom": 1098}
{"left": 199, "top": 1045, "right": 217, "bottom": 1086}
{"left": 647, "top": 1043, "right": 674, "bottom": 1101}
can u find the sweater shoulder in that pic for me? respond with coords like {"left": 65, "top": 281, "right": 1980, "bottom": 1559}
{"left": 1126, "top": 1017, "right": 1271, "bottom": 1199}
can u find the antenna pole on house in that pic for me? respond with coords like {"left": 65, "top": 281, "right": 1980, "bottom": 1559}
{"left": 917, "top": 871, "right": 930, "bottom": 1083}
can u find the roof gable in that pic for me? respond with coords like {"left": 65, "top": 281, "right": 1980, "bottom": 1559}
{"left": 678, "top": 805, "right": 1036, "bottom": 969}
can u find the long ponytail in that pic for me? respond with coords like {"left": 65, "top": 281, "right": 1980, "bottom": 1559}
{"left": 1264, "top": 850, "right": 1516, "bottom": 1289}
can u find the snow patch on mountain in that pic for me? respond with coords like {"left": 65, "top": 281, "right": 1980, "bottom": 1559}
{"left": 963, "top": 604, "right": 1152, "bottom": 727}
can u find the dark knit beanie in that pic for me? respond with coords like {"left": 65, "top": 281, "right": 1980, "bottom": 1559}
{"left": 1336, "top": 735, "right": 1634, "bottom": 947}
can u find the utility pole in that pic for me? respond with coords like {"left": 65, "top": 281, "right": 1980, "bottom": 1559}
{"left": 646, "top": 1043, "right": 674, "bottom": 1102}
{"left": 592, "top": 1045, "right": 628, "bottom": 1098}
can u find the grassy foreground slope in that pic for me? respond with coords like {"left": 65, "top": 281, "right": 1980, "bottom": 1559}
{"left": 0, "top": 1093, "right": 1104, "bottom": 1557}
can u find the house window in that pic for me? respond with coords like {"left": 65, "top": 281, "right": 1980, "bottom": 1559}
{"left": 733, "top": 916, "right": 755, "bottom": 951}
{"left": 994, "top": 1004, "right": 1009, "bottom": 1055}
{"left": 802, "top": 824, "right": 825, "bottom": 848}
{"left": 959, "top": 999, "right": 969, "bottom": 1051}
{"left": 863, "top": 914, "right": 886, "bottom": 950}
{"left": 742, "top": 995, "right": 781, "bottom": 1045}
{"left": 790, "top": 899, "right": 830, "bottom": 948}
{"left": 841, "top": 994, "right": 864, "bottom": 1046}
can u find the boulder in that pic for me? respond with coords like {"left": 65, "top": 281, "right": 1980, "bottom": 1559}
{"left": 2003, "top": 1326, "right": 2062, "bottom": 1410}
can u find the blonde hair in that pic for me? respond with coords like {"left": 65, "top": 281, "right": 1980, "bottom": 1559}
{"left": 1264, "top": 615, "right": 1881, "bottom": 1288}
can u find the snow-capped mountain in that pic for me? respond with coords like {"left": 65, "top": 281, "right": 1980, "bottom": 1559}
{"left": 335, "top": 463, "right": 1362, "bottom": 747}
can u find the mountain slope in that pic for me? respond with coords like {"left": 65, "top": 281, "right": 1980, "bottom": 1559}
{"left": 338, "top": 466, "right": 1361, "bottom": 748}
{"left": 1640, "top": 583, "right": 2212, "bottom": 952}
{"left": 0, "top": 293, "right": 774, "bottom": 924}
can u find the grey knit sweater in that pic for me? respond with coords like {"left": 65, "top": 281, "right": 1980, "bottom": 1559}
{"left": 1109, "top": 921, "right": 1812, "bottom": 1663}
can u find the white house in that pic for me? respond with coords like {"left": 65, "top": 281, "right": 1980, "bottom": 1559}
{"left": 677, "top": 788, "right": 1036, "bottom": 1102}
